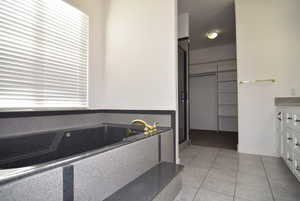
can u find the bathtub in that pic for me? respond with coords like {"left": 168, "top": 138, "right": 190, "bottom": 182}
{"left": 0, "top": 124, "right": 147, "bottom": 169}
{"left": 0, "top": 123, "right": 174, "bottom": 201}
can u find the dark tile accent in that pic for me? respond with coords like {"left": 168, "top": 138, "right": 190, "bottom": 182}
{"left": 0, "top": 109, "right": 175, "bottom": 119}
{"left": 103, "top": 162, "right": 183, "bottom": 201}
{"left": 63, "top": 165, "right": 74, "bottom": 201}
{"left": 158, "top": 135, "right": 161, "bottom": 162}
{"left": 171, "top": 113, "right": 176, "bottom": 163}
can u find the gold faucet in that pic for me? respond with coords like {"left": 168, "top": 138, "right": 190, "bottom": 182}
{"left": 131, "top": 119, "right": 159, "bottom": 134}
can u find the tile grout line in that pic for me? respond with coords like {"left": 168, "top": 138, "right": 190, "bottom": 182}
{"left": 191, "top": 148, "right": 221, "bottom": 201}
{"left": 260, "top": 156, "right": 276, "bottom": 201}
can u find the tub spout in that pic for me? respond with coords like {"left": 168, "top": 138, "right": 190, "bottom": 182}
{"left": 131, "top": 120, "right": 158, "bottom": 133}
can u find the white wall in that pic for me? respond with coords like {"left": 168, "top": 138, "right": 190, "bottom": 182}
{"left": 102, "top": 0, "right": 177, "bottom": 111}
{"left": 178, "top": 13, "right": 190, "bottom": 39}
{"left": 235, "top": 0, "right": 300, "bottom": 156}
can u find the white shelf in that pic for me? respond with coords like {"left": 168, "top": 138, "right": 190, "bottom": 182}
{"left": 218, "top": 80, "right": 237, "bottom": 83}
{"left": 218, "top": 115, "right": 238, "bottom": 118}
{"left": 219, "top": 92, "right": 237, "bottom": 94}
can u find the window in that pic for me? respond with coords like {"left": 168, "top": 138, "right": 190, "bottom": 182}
{"left": 0, "top": 0, "right": 89, "bottom": 110}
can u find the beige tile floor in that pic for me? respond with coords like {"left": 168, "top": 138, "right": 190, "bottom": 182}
{"left": 175, "top": 145, "right": 300, "bottom": 201}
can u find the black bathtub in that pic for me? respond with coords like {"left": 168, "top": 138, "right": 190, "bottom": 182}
{"left": 0, "top": 124, "right": 146, "bottom": 169}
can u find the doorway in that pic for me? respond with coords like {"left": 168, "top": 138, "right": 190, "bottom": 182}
{"left": 178, "top": 41, "right": 189, "bottom": 145}
{"left": 189, "top": 60, "right": 238, "bottom": 150}
{"left": 178, "top": 0, "right": 238, "bottom": 150}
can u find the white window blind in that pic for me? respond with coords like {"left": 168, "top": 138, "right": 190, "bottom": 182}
{"left": 0, "top": 0, "right": 89, "bottom": 110}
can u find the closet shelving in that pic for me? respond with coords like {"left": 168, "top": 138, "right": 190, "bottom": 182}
{"left": 217, "top": 63, "right": 238, "bottom": 133}
{"left": 218, "top": 80, "right": 237, "bottom": 83}
{"left": 219, "top": 115, "right": 238, "bottom": 118}
{"left": 189, "top": 59, "right": 238, "bottom": 133}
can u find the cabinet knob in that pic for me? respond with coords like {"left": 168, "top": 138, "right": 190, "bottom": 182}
{"left": 288, "top": 158, "right": 293, "bottom": 162}
{"left": 277, "top": 112, "right": 282, "bottom": 121}
{"left": 288, "top": 137, "right": 293, "bottom": 140}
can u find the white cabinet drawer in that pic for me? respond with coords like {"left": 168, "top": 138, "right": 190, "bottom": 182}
{"left": 286, "top": 128, "right": 300, "bottom": 152}
{"left": 294, "top": 131, "right": 300, "bottom": 153}
{"left": 280, "top": 132, "right": 285, "bottom": 158}
{"left": 283, "top": 112, "right": 294, "bottom": 129}
{"left": 294, "top": 152, "right": 300, "bottom": 182}
{"left": 286, "top": 128, "right": 295, "bottom": 150}
{"left": 293, "top": 113, "right": 300, "bottom": 132}
{"left": 286, "top": 147, "right": 294, "bottom": 171}
{"left": 285, "top": 148, "right": 294, "bottom": 172}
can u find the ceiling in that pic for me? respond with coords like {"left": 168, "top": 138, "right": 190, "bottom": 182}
{"left": 178, "top": 0, "right": 236, "bottom": 50}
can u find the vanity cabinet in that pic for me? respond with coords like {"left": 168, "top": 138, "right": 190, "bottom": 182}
{"left": 277, "top": 107, "right": 300, "bottom": 182}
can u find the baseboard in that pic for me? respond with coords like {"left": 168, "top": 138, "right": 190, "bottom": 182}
{"left": 190, "top": 129, "right": 238, "bottom": 134}
{"left": 238, "top": 147, "right": 280, "bottom": 158}
{"left": 190, "top": 129, "right": 217, "bottom": 134}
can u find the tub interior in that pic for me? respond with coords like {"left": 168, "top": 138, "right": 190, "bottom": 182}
{"left": 0, "top": 125, "right": 143, "bottom": 169}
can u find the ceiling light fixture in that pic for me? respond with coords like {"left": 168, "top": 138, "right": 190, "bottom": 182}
{"left": 207, "top": 32, "right": 218, "bottom": 40}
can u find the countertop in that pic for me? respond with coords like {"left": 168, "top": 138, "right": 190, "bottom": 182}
{"left": 275, "top": 97, "right": 300, "bottom": 107}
